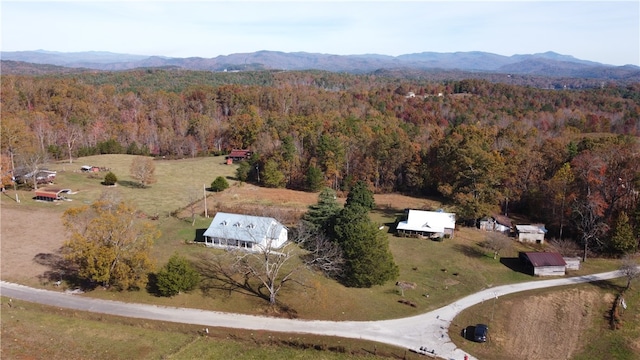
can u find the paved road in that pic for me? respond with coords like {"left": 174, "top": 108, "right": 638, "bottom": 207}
{"left": 0, "top": 270, "right": 629, "bottom": 360}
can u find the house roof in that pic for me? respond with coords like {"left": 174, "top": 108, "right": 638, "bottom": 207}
{"left": 396, "top": 210, "right": 456, "bottom": 233}
{"left": 228, "top": 149, "right": 252, "bottom": 158}
{"left": 203, "top": 212, "right": 286, "bottom": 246}
{"left": 34, "top": 188, "right": 71, "bottom": 199}
{"left": 516, "top": 224, "right": 546, "bottom": 234}
{"left": 524, "top": 252, "right": 566, "bottom": 267}
{"left": 493, "top": 214, "right": 512, "bottom": 227}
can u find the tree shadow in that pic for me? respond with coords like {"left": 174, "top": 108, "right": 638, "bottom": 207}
{"left": 193, "top": 253, "right": 269, "bottom": 302}
{"left": 583, "top": 279, "right": 626, "bottom": 293}
{"left": 499, "top": 257, "right": 531, "bottom": 275}
{"left": 452, "top": 243, "right": 487, "bottom": 259}
{"left": 33, "top": 251, "right": 94, "bottom": 290}
{"left": 117, "top": 180, "right": 145, "bottom": 189}
{"left": 194, "top": 228, "right": 207, "bottom": 243}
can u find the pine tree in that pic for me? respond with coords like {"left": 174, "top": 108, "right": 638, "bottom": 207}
{"left": 210, "top": 176, "right": 229, "bottom": 192}
{"left": 333, "top": 204, "right": 398, "bottom": 287}
{"left": 302, "top": 187, "right": 341, "bottom": 234}
{"left": 345, "top": 180, "right": 375, "bottom": 211}
{"left": 609, "top": 212, "right": 636, "bottom": 255}
{"left": 155, "top": 254, "right": 200, "bottom": 297}
{"left": 305, "top": 165, "right": 324, "bottom": 192}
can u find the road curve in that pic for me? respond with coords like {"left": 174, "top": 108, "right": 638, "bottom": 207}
{"left": 0, "top": 270, "right": 628, "bottom": 360}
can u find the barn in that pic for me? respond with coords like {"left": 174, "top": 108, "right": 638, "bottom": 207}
{"left": 202, "top": 212, "right": 288, "bottom": 250}
{"left": 520, "top": 252, "right": 567, "bottom": 276}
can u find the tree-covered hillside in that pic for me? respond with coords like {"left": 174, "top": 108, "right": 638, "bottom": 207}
{"left": 2, "top": 70, "right": 639, "bottom": 256}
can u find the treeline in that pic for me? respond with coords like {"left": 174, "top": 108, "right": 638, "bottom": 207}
{"left": 1, "top": 71, "right": 639, "bottom": 256}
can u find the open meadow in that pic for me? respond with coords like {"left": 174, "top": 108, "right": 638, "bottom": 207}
{"left": 0, "top": 154, "right": 632, "bottom": 359}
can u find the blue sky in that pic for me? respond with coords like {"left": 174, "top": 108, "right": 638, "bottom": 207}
{"left": 2, "top": 1, "right": 638, "bottom": 66}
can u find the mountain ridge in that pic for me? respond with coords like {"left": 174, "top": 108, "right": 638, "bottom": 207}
{"left": 2, "top": 49, "right": 639, "bottom": 80}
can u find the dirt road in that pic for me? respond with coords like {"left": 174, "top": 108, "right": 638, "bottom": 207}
{"left": 1, "top": 270, "right": 629, "bottom": 360}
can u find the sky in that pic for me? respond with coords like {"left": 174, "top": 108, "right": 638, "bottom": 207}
{"left": 1, "top": 1, "right": 639, "bottom": 66}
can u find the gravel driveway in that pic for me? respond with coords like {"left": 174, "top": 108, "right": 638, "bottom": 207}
{"left": 1, "top": 269, "right": 629, "bottom": 360}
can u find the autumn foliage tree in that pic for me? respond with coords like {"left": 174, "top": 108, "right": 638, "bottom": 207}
{"left": 62, "top": 197, "right": 159, "bottom": 290}
{"left": 130, "top": 156, "right": 156, "bottom": 188}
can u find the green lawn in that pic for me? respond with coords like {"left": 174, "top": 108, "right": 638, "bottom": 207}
{"left": 46, "top": 154, "right": 237, "bottom": 217}
{"left": 2, "top": 154, "right": 633, "bottom": 359}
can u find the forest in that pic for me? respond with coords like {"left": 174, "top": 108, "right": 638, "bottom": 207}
{"left": 1, "top": 69, "right": 639, "bottom": 258}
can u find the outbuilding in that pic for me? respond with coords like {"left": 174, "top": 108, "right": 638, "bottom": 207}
{"left": 515, "top": 224, "right": 547, "bottom": 244}
{"left": 520, "top": 252, "right": 567, "bottom": 276}
{"left": 202, "top": 212, "right": 288, "bottom": 250}
{"left": 34, "top": 188, "right": 71, "bottom": 201}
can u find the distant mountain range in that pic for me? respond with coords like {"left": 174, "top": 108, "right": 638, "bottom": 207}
{"left": 2, "top": 49, "right": 639, "bottom": 81}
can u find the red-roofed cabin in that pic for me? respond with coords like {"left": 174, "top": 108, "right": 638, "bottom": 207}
{"left": 519, "top": 252, "right": 566, "bottom": 276}
{"left": 34, "top": 188, "right": 71, "bottom": 201}
{"left": 225, "top": 149, "right": 253, "bottom": 164}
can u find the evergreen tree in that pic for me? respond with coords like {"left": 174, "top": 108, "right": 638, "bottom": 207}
{"left": 333, "top": 204, "right": 398, "bottom": 287}
{"left": 210, "top": 176, "right": 230, "bottom": 192}
{"left": 262, "top": 159, "right": 286, "bottom": 188}
{"left": 345, "top": 180, "right": 375, "bottom": 211}
{"left": 155, "top": 254, "right": 200, "bottom": 297}
{"left": 302, "top": 187, "right": 341, "bottom": 234}
{"left": 103, "top": 171, "right": 118, "bottom": 186}
{"left": 236, "top": 161, "right": 251, "bottom": 182}
{"left": 609, "top": 212, "right": 636, "bottom": 255}
{"left": 305, "top": 165, "right": 324, "bottom": 192}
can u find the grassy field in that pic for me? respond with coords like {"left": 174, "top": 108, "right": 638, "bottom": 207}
{"left": 449, "top": 277, "right": 640, "bottom": 360}
{"left": 45, "top": 154, "right": 237, "bottom": 217}
{"left": 1, "top": 154, "right": 634, "bottom": 359}
{"left": 0, "top": 297, "right": 420, "bottom": 360}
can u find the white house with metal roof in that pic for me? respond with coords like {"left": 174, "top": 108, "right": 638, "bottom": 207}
{"left": 396, "top": 209, "right": 456, "bottom": 239}
{"left": 203, "top": 212, "right": 288, "bottom": 250}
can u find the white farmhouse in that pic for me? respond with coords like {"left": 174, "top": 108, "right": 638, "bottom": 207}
{"left": 203, "top": 212, "right": 288, "bottom": 250}
{"left": 396, "top": 209, "right": 456, "bottom": 239}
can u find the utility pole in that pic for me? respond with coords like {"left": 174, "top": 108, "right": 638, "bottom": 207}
{"left": 203, "top": 184, "right": 208, "bottom": 218}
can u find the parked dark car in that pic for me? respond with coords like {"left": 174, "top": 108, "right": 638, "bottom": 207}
{"left": 474, "top": 324, "right": 488, "bottom": 342}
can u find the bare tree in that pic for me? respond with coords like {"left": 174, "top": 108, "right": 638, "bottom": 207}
{"left": 573, "top": 194, "right": 609, "bottom": 262}
{"left": 293, "top": 221, "right": 344, "bottom": 278}
{"left": 549, "top": 237, "right": 581, "bottom": 257}
{"left": 63, "top": 123, "right": 82, "bottom": 164}
{"left": 619, "top": 256, "right": 640, "bottom": 290}
{"left": 130, "top": 156, "right": 156, "bottom": 188}
{"left": 483, "top": 231, "right": 512, "bottom": 259}
{"left": 185, "top": 187, "right": 201, "bottom": 226}
{"left": 232, "top": 240, "right": 299, "bottom": 306}
{"left": 18, "top": 147, "right": 49, "bottom": 190}
{"left": 199, "top": 218, "right": 302, "bottom": 307}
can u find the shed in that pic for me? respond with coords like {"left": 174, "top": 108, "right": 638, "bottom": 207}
{"left": 202, "top": 212, "right": 288, "bottom": 250}
{"left": 397, "top": 209, "right": 456, "bottom": 239}
{"left": 34, "top": 188, "right": 71, "bottom": 201}
{"left": 81, "top": 165, "right": 100, "bottom": 172}
{"left": 563, "top": 257, "right": 581, "bottom": 271}
{"left": 520, "top": 252, "right": 566, "bottom": 276}
{"left": 516, "top": 224, "right": 547, "bottom": 244}
{"left": 479, "top": 215, "right": 512, "bottom": 234}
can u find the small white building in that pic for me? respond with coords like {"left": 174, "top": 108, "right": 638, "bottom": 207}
{"left": 516, "top": 224, "right": 547, "bottom": 244}
{"left": 396, "top": 209, "right": 456, "bottom": 239}
{"left": 203, "top": 212, "right": 288, "bottom": 250}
